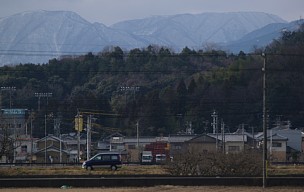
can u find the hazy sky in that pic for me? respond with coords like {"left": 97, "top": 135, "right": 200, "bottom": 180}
{"left": 1, "top": 0, "right": 303, "bottom": 26}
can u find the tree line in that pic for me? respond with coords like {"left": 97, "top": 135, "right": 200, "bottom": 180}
{"left": 1, "top": 25, "right": 304, "bottom": 138}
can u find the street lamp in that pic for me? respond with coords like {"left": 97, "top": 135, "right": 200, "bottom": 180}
{"left": 1, "top": 86, "right": 16, "bottom": 109}
{"left": 35, "top": 92, "right": 52, "bottom": 111}
{"left": 34, "top": 92, "right": 52, "bottom": 164}
{"left": 120, "top": 86, "right": 140, "bottom": 111}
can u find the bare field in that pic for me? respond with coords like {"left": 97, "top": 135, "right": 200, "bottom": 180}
{"left": 1, "top": 186, "right": 304, "bottom": 192}
{"left": 1, "top": 164, "right": 304, "bottom": 176}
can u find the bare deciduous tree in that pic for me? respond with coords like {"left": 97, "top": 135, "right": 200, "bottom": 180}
{"left": 0, "top": 123, "right": 14, "bottom": 162}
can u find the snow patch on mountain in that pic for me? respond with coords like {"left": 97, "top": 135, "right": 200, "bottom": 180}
{"left": 0, "top": 10, "right": 288, "bottom": 65}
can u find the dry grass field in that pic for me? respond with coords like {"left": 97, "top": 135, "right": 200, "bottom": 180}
{"left": 1, "top": 164, "right": 304, "bottom": 176}
{"left": 1, "top": 186, "right": 304, "bottom": 192}
{"left": 0, "top": 164, "right": 167, "bottom": 176}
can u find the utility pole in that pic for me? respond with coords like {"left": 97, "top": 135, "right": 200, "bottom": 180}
{"left": 44, "top": 114, "right": 47, "bottom": 164}
{"left": 242, "top": 123, "right": 245, "bottom": 149}
{"left": 53, "top": 117, "right": 61, "bottom": 137}
{"left": 251, "top": 126, "right": 255, "bottom": 149}
{"left": 262, "top": 53, "right": 267, "bottom": 188}
{"left": 211, "top": 110, "right": 218, "bottom": 151}
{"left": 86, "top": 115, "right": 92, "bottom": 161}
{"left": 136, "top": 121, "right": 139, "bottom": 148}
{"left": 75, "top": 113, "right": 83, "bottom": 163}
{"left": 30, "top": 110, "right": 34, "bottom": 164}
{"left": 53, "top": 116, "right": 61, "bottom": 162}
{"left": 136, "top": 121, "right": 140, "bottom": 162}
{"left": 211, "top": 111, "right": 218, "bottom": 134}
{"left": 221, "top": 120, "right": 225, "bottom": 153}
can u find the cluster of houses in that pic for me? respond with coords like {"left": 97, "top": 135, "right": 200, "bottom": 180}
{"left": 1, "top": 108, "right": 304, "bottom": 164}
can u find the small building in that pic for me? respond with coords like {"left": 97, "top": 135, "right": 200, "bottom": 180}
{"left": 268, "top": 133, "right": 288, "bottom": 162}
{"left": 183, "top": 134, "right": 217, "bottom": 154}
{"left": 61, "top": 133, "right": 87, "bottom": 162}
{"left": 256, "top": 125, "right": 302, "bottom": 162}
{"left": 34, "top": 134, "right": 69, "bottom": 163}
{"left": 257, "top": 133, "right": 288, "bottom": 162}
{"left": 271, "top": 125, "right": 302, "bottom": 152}
{"left": 0, "top": 109, "right": 28, "bottom": 136}
{"left": 224, "top": 134, "right": 247, "bottom": 153}
{"left": 97, "top": 133, "right": 124, "bottom": 152}
{"left": 207, "top": 133, "right": 248, "bottom": 153}
{"left": 15, "top": 134, "right": 38, "bottom": 163}
{"left": 168, "top": 134, "right": 196, "bottom": 157}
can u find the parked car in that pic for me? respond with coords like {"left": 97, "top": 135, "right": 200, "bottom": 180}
{"left": 82, "top": 152, "right": 122, "bottom": 170}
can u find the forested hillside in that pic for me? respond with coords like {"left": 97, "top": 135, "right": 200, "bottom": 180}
{"left": 1, "top": 25, "right": 304, "bottom": 138}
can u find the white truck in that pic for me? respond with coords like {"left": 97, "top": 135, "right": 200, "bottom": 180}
{"left": 141, "top": 151, "right": 153, "bottom": 164}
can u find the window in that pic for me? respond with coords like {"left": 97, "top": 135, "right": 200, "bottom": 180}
{"left": 128, "top": 145, "right": 136, "bottom": 149}
{"left": 102, "top": 155, "right": 111, "bottom": 161}
{"left": 272, "top": 142, "right": 282, "bottom": 147}
{"left": 21, "top": 145, "right": 27, "bottom": 153}
{"left": 94, "top": 155, "right": 102, "bottom": 160}
{"left": 111, "top": 155, "right": 118, "bottom": 160}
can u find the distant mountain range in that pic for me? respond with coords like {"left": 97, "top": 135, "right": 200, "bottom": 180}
{"left": 0, "top": 10, "right": 302, "bottom": 65}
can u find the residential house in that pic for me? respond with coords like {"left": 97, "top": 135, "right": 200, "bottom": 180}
{"left": 224, "top": 134, "right": 247, "bottom": 153}
{"left": 271, "top": 126, "right": 302, "bottom": 161}
{"left": 96, "top": 132, "right": 125, "bottom": 152}
{"left": 61, "top": 133, "right": 87, "bottom": 162}
{"left": 256, "top": 132, "right": 288, "bottom": 162}
{"left": 34, "top": 134, "right": 69, "bottom": 163}
{"left": 207, "top": 133, "right": 248, "bottom": 154}
{"left": 183, "top": 134, "right": 217, "bottom": 154}
{"left": 15, "top": 134, "right": 38, "bottom": 163}
{"left": 255, "top": 124, "right": 304, "bottom": 162}
{"left": 168, "top": 134, "right": 196, "bottom": 157}
{"left": 268, "top": 133, "right": 288, "bottom": 162}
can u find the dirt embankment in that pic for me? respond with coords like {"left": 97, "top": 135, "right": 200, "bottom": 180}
{"left": 1, "top": 186, "right": 304, "bottom": 192}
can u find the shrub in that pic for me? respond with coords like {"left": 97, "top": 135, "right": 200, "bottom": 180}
{"left": 165, "top": 151, "right": 262, "bottom": 176}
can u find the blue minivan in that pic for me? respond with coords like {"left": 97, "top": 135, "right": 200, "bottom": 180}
{"left": 82, "top": 152, "right": 122, "bottom": 170}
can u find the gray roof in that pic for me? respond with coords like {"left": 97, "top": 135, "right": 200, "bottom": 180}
{"left": 124, "top": 135, "right": 197, "bottom": 143}
{"left": 267, "top": 133, "right": 288, "bottom": 141}
{"left": 208, "top": 134, "right": 247, "bottom": 142}
{"left": 168, "top": 135, "right": 196, "bottom": 143}
{"left": 123, "top": 137, "right": 158, "bottom": 143}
